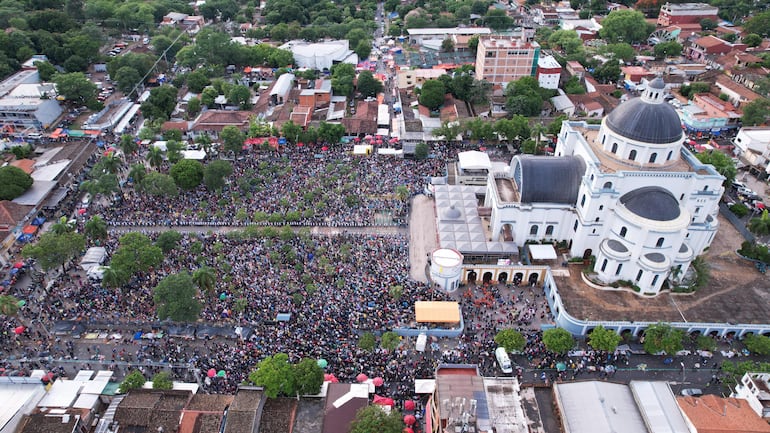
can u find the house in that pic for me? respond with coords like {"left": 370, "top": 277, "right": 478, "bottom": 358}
{"left": 715, "top": 75, "right": 762, "bottom": 107}
{"left": 396, "top": 68, "right": 446, "bottom": 89}
{"left": 551, "top": 91, "right": 576, "bottom": 116}
{"left": 537, "top": 55, "right": 562, "bottom": 90}
{"left": 733, "top": 372, "right": 770, "bottom": 419}
{"left": 621, "top": 66, "right": 654, "bottom": 84}
{"left": 732, "top": 128, "right": 770, "bottom": 174}
{"left": 114, "top": 389, "right": 193, "bottom": 433}
{"left": 406, "top": 27, "right": 491, "bottom": 47}
{"left": 680, "top": 92, "right": 742, "bottom": 133}
{"left": 569, "top": 93, "right": 605, "bottom": 117}
{"left": 566, "top": 61, "right": 586, "bottom": 80}
{"left": 190, "top": 110, "right": 252, "bottom": 137}
{"left": 179, "top": 394, "right": 234, "bottom": 433}
{"left": 322, "top": 383, "right": 369, "bottom": 433}
{"left": 341, "top": 100, "right": 378, "bottom": 135}
{"left": 677, "top": 395, "right": 770, "bottom": 433}
{"left": 688, "top": 36, "right": 743, "bottom": 61}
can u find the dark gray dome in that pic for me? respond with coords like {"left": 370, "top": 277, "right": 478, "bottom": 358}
{"left": 513, "top": 156, "right": 586, "bottom": 204}
{"left": 620, "top": 186, "right": 680, "bottom": 221}
{"left": 645, "top": 252, "right": 666, "bottom": 263}
{"left": 607, "top": 239, "right": 628, "bottom": 253}
{"left": 605, "top": 97, "right": 683, "bottom": 144}
{"left": 649, "top": 77, "right": 665, "bottom": 89}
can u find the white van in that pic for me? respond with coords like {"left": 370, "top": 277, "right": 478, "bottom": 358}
{"left": 495, "top": 347, "right": 513, "bottom": 373}
{"left": 416, "top": 333, "right": 427, "bottom": 352}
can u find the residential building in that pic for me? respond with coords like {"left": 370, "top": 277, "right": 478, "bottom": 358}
{"left": 322, "top": 383, "right": 369, "bottom": 433}
{"left": 566, "top": 61, "right": 586, "bottom": 80}
{"left": 677, "top": 395, "right": 770, "bottom": 433}
{"left": 732, "top": 127, "right": 770, "bottom": 174}
{"left": 714, "top": 75, "right": 761, "bottom": 107}
{"left": 679, "top": 93, "right": 741, "bottom": 133}
{"left": 733, "top": 372, "right": 770, "bottom": 419}
{"left": 621, "top": 66, "right": 654, "bottom": 84}
{"left": 279, "top": 40, "right": 358, "bottom": 71}
{"left": 657, "top": 3, "right": 719, "bottom": 26}
{"left": 537, "top": 55, "right": 562, "bottom": 90}
{"left": 475, "top": 36, "right": 540, "bottom": 86}
{"left": 551, "top": 90, "right": 576, "bottom": 116}
{"left": 397, "top": 68, "right": 446, "bottom": 89}
{"left": 687, "top": 36, "right": 743, "bottom": 61}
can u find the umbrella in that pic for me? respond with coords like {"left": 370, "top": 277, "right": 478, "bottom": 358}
{"left": 13, "top": 262, "right": 23, "bottom": 269}
{"left": 556, "top": 362, "right": 567, "bottom": 372}
{"left": 297, "top": 142, "right": 304, "bottom": 147}
{"left": 17, "top": 300, "right": 25, "bottom": 307}
{"left": 217, "top": 370, "right": 226, "bottom": 377}
{"left": 207, "top": 368, "right": 216, "bottom": 378}
{"left": 317, "top": 359, "right": 328, "bottom": 368}
{"left": 133, "top": 331, "right": 143, "bottom": 340}
{"left": 403, "top": 429, "right": 414, "bottom": 433}
{"left": 372, "top": 377, "right": 384, "bottom": 386}
{"left": 356, "top": 373, "right": 368, "bottom": 382}
{"left": 353, "top": 137, "right": 361, "bottom": 142}
{"left": 404, "top": 400, "right": 416, "bottom": 411}
{"left": 9, "top": 268, "right": 18, "bottom": 275}
{"left": 77, "top": 208, "right": 87, "bottom": 215}
{"left": 14, "top": 326, "right": 25, "bottom": 335}
{"left": 364, "top": 135, "right": 373, "bottom": 140}
{"left": 324, "top": 373, "right": 339, "bottom": 383}
{"left": 389, "top": 137, "right": 399, "bottom": 143}
{"left": 321, "top": 146, "right": 329, "bottom": 151}
{"left": 403, "top": 415, "right": 416, "bottom": 426}
{"left": 219, "top": 293, "right": 227, "bottom": 301}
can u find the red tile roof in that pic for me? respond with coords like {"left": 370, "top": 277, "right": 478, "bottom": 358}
{"left": 10, "top": 159, "right": 35, "bottom": 174}
{"left": 677, "top": 395, "right": 770, "bottom": 433}
{"left": 191, "top": 110, "right": 251, "bottom": 132}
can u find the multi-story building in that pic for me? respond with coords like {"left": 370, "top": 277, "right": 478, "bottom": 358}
{"left": 657, "top": 2, "right": 719, "bottom": 26}
{"left": 475, "top": 36, "right": 540, "bottom": 86}
{"left": 536, "top": 55, "right": 562, "bottom": 90}
{"left": 679, "top": 93, "right": 741, "bottom": 133}
{"left": 733, "top": 127, "right": 770, "bottom": 174}
{"left": 733, "top": 372, "right": 770, "bottom": 419}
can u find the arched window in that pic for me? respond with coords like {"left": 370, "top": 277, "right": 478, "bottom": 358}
{"left": 651, "top": 274, "right": 659, "bottom": 286}
{"left": 656, "top": 237, "right": 664, "bottom": 247}
{"left": 603, "top": 182, "right": 612, "bottom": 190}
{"left": 629, "top": 149, "right": 637, "bottom": 161}
{"left": 667, "top": 150, "right": 673, "bottom": 161}
{"left": 601, "top": 259, "right": 608, "bottom": 272}
{"left": 546, "top": 225, "right": 554, "bottom": 235}
{"left": 620, "top": 227, "right": 627, "bottom": 238}
{"left": 703, "top": 185, "right": 709, "bottom": 191}
{"left": 649, "top": 153, "right": 657, "bottom": 163}
{"left": 615, "top": 264, "right": 623, "bottom": 275}
{"left": 580, "top": 194, "right": 586, "bottom": 207}
{"left": 636, "top": 270, "right": 643, "bottom": 282}
{"left": 611, "top": 143, "right": 618, "bottom": 153}
{"left": 601, "top": 135, "right": 606, "bottom": 145}
{"left": 530, "top": 225, "right": 538, "bottom": 235}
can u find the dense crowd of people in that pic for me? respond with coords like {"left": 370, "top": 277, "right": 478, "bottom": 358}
{"left": 101, "top": 145, "right": 453, "bottom": 227}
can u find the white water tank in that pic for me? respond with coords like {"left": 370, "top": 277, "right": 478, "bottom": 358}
{"left": 430, "top": 248, "right": 464, "bottom": 292}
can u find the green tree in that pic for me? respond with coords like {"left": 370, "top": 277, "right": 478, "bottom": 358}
{"left": 155, "top": 230, "right": 182, "bottom": 253}
{"left": 357, "top": 70, "right": 383, "bottom": 98}
{"left": 419, "top": 79, "right": 446, "bottom": 111}
{"left": 654, "top": 41, "right": 683, "bottom": 59}
{"left": 317, "top": 121, "right": 345, "bottom": 144}
{"left": 128, "top": 163, "right": 147, "bottom": 184}
{"left": 141, "top": 85, "right": 179, "bottom": 121}
{"left": 152, "top": 371, "right": 173, "bottom": 390}
{"left": 110, "top": 232, "right": 163, "bottom": 277}
{"left": 84, "top": 215, "right": 108, "bottom": 242}
{"left": 248, "top": 353, "right": 296, "bottom": 398}
{"left": 0, "top": 166, "right": 33, "bottom": 200}
{"left": 741, "top": 98, "right": 770, "bottom": 126}
{"left": 192, "top": 266, "right": 216, "bottom": 294}
{"left": 34, "top": 61, "right": 56, "bottom": 81}
{"left": 414, "top": 142, "right": 429, "bottom": 160}
{"left": 22, "top": 231, "right": 85, "bottom": 274}
{"left": 119, "top": 370, "right": 146, "bottom": 393}
{"left": 381, "top": 331, "right": 401, "bottom": 351}
{"left": 293, "top": 358, "right": 324, "bottom": 395}
{"left": 0, "top": 294, "right": 20, "bottom": 317}
{"left": 542, "top": 328, "right": 575, "bottom": 355}
{"left": 483, "top": 9, "right": 513, "bottom": 30}
{"left": 355, "top": 40, "right": 372, "bottom": 59}
{"left": 114, "top": 66, "right": 143, "bottom": 94}
{"left": 749, "top": 210, "right": 770, "bottom": 236}
{"left": 441, "top": 38, "right": 455, "bottom": 52}
{"left": 588, "top": 325, "right": 622, "bottom": 352}
{"left": 331, "top": 63, "right": 355, "bottom": 97}
{"left": 153, "top": 272, "right": 202, "bottom": 322}
{"left": 700, "top": 18, "right": 717, "bottom": 31}
{"left": 147, "top": 146, "right": 164, "bottom": 168}
{"left": 432, "top": 121, "right": 463, "bottom": 141}
{"left": 602, "top": 43, "right": 635, "bottom": 61}
{"left": 228, "top": 84, "right": 252, "bottom": 109}
{"left": 350, "top": 405, "right": 404, "bottom": 433}
{"left": 139, "top": 172, "right": 179, "bottom": 197}
{"left": 187, "top": 97, "right": 202, "bottom": 118}
{"left": 101, "top": 266, "right": 127, "bottom": 289}
{"left": 170, "top": 159, "right": 204, "bottom": 190}
{"left": 743, "top": 11, "right": 770, "bottom": 37}
{"left": 696, "top": 150, "right": 736, "bottom": 187}
{"left": 592, "top": 61, "right": 621, "bottom": 84}
{"left": 744, "top": 334, "right": 770, "bottom": 355}
{"left": 53, "top": 72, "right": 97, "bottom": 104}
{"left": 120, "top": 134, "right": 138, "bottom": 156}
{"left": 359, "top": 332, "right": 376, "bottom": 351}
{"left": 494, "top": 328, "right": 527, "bottom": 353}
{"left": 203, "top": 159, "right": 233, "bottom": 191}
{"left": 221, "top": 125, "right": 245, "bottom": 155}
{"left": 549, "top": 30, "right": 584, "bottom": 55}
{"left": 599, "top": 10, "right": 654, "bottom": 43}
{"left": 743, "top": 34, "right": 763, "bottom": 48}
{"left": 643, "top": 323, "right": 685, "bottom": 354}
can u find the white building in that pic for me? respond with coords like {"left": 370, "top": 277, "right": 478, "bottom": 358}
{"left": 279, "top": 40, "right": 358, "bottom": 71}
{"left": 732, "top": 372, "right": 770, "bottom": 419}
{"left": 483, "top": 78, "right": 724, "bottom": 295}
{"left": 537, "top": 55, "right": 562, "bottom": 90}
{"left": 733, "top": 127, "right": 770, "bottom": 174}
{"left": 406, "top": 27, "right": 491, "bottom": 47}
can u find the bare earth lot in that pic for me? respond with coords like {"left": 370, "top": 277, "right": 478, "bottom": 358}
{"left": 555, "top": 213, "right": 770, "bottom": 324}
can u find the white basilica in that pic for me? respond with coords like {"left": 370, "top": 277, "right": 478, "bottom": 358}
{"left": 482, "top": 78, "right": 724, "bottom": 295}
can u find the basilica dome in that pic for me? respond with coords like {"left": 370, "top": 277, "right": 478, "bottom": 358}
{"left": 604, "top": 78, "right": 683, "bottom": 145}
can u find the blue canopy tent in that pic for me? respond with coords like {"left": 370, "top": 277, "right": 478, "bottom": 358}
{"left": 31, "top": 217, "right": 46, "bottom": 226}
{"left": 133, "top": 331, "right": 143, "bottom": 340}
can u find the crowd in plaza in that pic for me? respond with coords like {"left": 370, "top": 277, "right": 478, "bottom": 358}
{"left": 101, "top": 145, "right": 452, "bottom": 227}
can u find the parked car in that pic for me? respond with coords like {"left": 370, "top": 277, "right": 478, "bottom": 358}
{"left": 681, "top": 388, "right": 703, "bottom": 396}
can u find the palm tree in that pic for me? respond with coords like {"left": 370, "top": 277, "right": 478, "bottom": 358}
{"left": 0, "top": 294, "right": 20, "bottom": 316}
{"left": 192, "top": 266, "right": 216, "bottom": 294}
{"left": 84, "top": 215, "right": 108, "bottom": 242}
{"left": 101, "top": 153, "right": 122, "bottom": 174}
{"left": 749, "top": 209, "right": 770, "bottom": 236}
{"left": 101, "top": 267, "right": 126, "bottom": 289}
{"left": 51, "top": 216, "right": 74, "bottom": 234}
{"left": 148, "top": 146, "right": 163, "bottom": 169}
{"left": 531, "top": 123, "right": 547, "bottom": 155}
{"left": 120, "top": 134, "right": 138, "bottom": 156}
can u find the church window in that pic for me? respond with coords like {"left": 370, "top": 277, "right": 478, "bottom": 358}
{"left": 603, "top": 182, "right": 612, "bottom": 190}
{"left": 667, "top": 150, "right": 673, "bottom": 161}
{"left": 636, "top": 270, "right": 643, "bottom": 282}
{"left": 601, "top": 259, "right": 608, "bottom": 272}
{"left": 530, "top": 225, "right": 538, "bottom": 235}
{"left": 615, "top": 264, "right": 623, "bottom": 275}
{"left": 580, "top": 195, "right": 586, "bottom": 207}
{"left": 649, "top": 153, "right": 657, "bottom": 163}
{"left": 611, "top": 143, "right": 618, "bottom": 153}
{"left": 652, "top": 275, "right": 659, "bottom": 286}
{"left": 620, "top": 227, "right": 627, "bottom": 238}
{"left": 573, "top": 220, "right": 578, "bottom": 231}
{"left": 656, "top": 237, "right": 664, "bottom": 247}
{"left": 546, "top": 225, "right": 554, "bottom": 235}
{"left": 629, "top": 149, "right": 637, "bottom": 161}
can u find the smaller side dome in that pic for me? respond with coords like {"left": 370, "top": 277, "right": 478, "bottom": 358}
{"left": 620, "top": 186, "right": 681, "bottom": 221}
{"left": 444, "top": 205, "right": 462, "bottom": 220}
{"left": 648, "top": 77, "right": 665, "bottom": 90}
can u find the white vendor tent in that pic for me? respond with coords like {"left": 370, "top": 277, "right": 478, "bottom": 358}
{"left": 79, "top": 247, "right": 106, "bottom": 271}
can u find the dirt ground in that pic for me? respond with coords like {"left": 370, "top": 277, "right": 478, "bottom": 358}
{"left": 556, "top": 212, "right": 770, "bottom": 324}
{"left": 409, "top": 194, "right": 438, "bottom": 283}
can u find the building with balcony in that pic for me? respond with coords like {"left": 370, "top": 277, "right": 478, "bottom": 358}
{"left": 679, "top": 92, "right": 741, "bottom": 133}
{"left": 475, "top": 36, "right": 540, "bottom": 86}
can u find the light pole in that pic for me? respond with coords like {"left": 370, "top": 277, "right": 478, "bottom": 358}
{"left": 680, "top": 362, "right": 686, "bottom": 383}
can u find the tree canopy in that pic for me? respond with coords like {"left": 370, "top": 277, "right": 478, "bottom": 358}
{"left": 153, "top": 272, "right": 202, "bottom": 322}
{"left": 419, "top": 79, "right": 446, "bottom": 111}
{"left": 350, "top": 405, "right": 404, "bottom": 433}
{"left": 119, "top": 370, "right": 146, "bottom": 394}
{"left": 0, "top": 165, "right": 33, "bottom": 200}
{"left": 139, "top": 172, "right": 179, "bottom": 197}
{"left": 696, "top": 150, "right": 736, "bottom": 187}
{"left": 248, "top": 353, "right": 297, "bottom": 398}
{"left": 495, "top": 328, "right": 526, "bottom": 353}
{"left": 141, "top": 85, "right": 179, "bottom": 121}
{"left": 599, "top": 10, "right": 654, "bottom": 43}
{"left": 542, "top": 328, "right": 575, "bottom": 354}
{"left": 170, "top": 159, "right": 204, "bottom": 190}
{"left": 22, "top": 231, "right": 85, "bottom": 273}
{"left": 110, "top": 232, "right": 164, "bottom": 279}
{"left": 741, "top": 98, "right": 770, "bottom": 126}
{"left": 587, "top": 325, "right": 623, "bottom": 352}
{"left": 643, "top": 323, "right": 685, "bottom": 354}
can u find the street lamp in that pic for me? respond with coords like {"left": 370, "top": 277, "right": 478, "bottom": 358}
{"left": 680, "top": 362, "right": 686, "bottom": 383}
